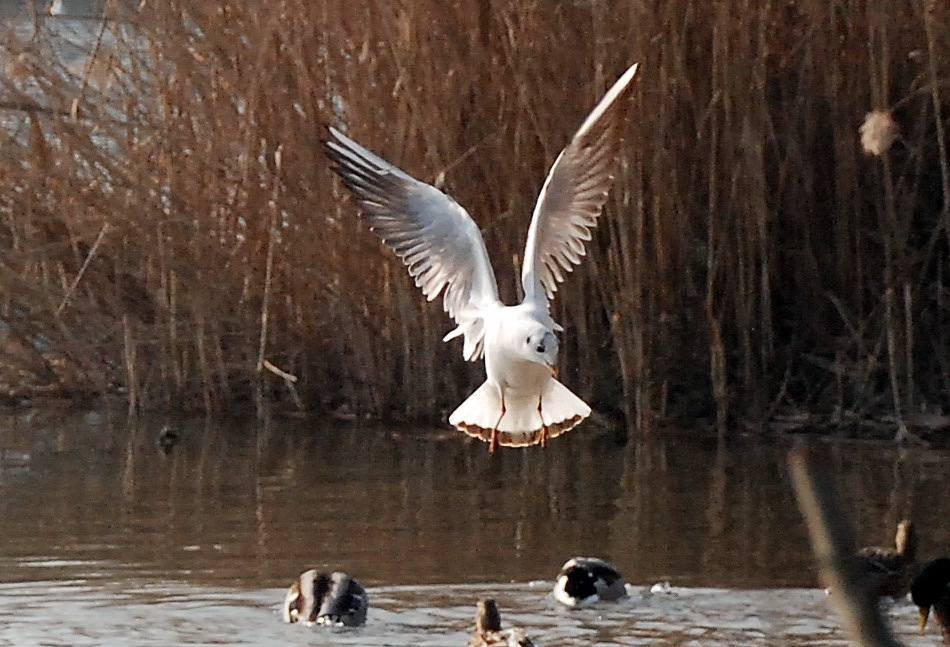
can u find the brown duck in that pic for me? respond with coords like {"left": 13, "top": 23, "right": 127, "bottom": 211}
{"left": 466, "top": 599, "right": 536, "bottom": 647}
{"left": 856, "top": 519, "right": 918, "bottom": 598}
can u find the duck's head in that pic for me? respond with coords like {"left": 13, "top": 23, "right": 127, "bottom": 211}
{"left": 475, "top": 598, "right": 502, "bottom": 633}
{"left": 911, "top": 558, "right": 950, "bottom": 632}
{"left": 895, "top": 520, "right": 917, "bottom": 560}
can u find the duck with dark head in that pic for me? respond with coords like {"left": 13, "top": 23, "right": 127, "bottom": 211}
{"left": 553, "top": 557, "right": 627, "bottom": 608}
{"left": 911, "top": 558, "right": 950, "bottom": 643}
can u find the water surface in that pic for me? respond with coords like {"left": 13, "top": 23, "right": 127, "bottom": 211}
{"left": 1, "top": 409, "right": 949, "bottom": 646}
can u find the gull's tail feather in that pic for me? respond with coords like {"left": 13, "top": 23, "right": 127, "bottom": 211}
{"left": 449, "top": 378, "right": 591, "bottom": 447}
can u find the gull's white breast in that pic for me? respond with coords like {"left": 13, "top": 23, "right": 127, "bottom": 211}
{"left": 482, "top": 304, "right": 552, "bottom": 394}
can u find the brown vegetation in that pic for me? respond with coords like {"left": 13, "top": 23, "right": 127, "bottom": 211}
{"left": 0, "top": 1, "right": 948, "bottom": 437}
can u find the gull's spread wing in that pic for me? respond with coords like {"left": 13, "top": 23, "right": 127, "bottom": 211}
{"left": 521, "top": 63, "right": 639, "bottom": 304}
{"left": 325, "top": 127, "right": 500, "bottom": 360}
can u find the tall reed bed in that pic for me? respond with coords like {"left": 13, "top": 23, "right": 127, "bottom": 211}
{"left": 0, "top": 1, "right": 947, "bottom": 435}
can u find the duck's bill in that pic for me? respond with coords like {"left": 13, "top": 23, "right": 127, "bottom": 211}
{"left": 919, "top": 606, "right": 931, "bottom": 633}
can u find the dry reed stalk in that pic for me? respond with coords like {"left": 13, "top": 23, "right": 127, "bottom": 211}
{"left": 939, "top": 264, "right": 950, "bottom": 394}
{"left": 122, "top": 312, "right": 136, "bottom": 415}
{"left": 211, "top": 319, "right": 231, "bottom": 404}
{"left": 0, "top": 0, "right": 945, "bottom": 428}
{"left": 903, "top": 282, "right": 914, "bottom": 410}
{"left": 195, "top": 309, "right": 213, "bottom": 412}
{"left": 56, "top": 221, "right": 109, "bottom": 316}
{"left": 868, "top": 0, "right": 915, "bottom": 428}
{"left": 168, "top": 271, "right": 183, "bottom": 392}
{"left": 922, "top": 0, "right": 950, "bottom": 233}
{"left": 705, "top": 4, "right": 728, "bottom": 438}
{"left": 256, "top": 146, "right": 281, "bottom": 414}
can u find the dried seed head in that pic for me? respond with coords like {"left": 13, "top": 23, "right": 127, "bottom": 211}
{"left": 860, "top": 110, "right": 899, "bottom": 156}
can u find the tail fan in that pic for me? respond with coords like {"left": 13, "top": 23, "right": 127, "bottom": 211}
{"left": 449, "top": 378, "right": 590, "bottom": 447}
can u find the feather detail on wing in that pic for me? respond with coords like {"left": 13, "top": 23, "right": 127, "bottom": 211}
{"left": 325, "top": 127, "right": 501, "bottom": 360}
{"left": 521, "top": 63, "right": 639, "bottom": 304}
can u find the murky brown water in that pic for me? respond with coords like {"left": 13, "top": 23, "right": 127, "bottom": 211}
{"left": 1, "top": 409, "right": 949, "bottom": 646}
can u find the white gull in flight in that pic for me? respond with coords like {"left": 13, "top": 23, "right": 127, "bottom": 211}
{"left": 325, "top": 63, "right": 639, "bottom": 452}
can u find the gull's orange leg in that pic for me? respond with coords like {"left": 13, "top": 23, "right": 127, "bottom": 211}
{"left": 489, "top": 391, "right": 506, "bottom": 454}
{"left": 536, "top": 393, "right": 549, "bottom": 449}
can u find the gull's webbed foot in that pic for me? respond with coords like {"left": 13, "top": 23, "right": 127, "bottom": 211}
{"left": 536, "top": 394, "right": 548, "bottom": 449}
{"left": 538, "top": 425, "right": 549, "bottom": 449}
{"left": 489, "top": 427, "right": 499, "bottom": 454}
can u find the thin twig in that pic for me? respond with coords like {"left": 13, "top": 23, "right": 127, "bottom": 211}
{"left": 56, "top": 222, "right": 109, "bottom": 316}
{"left": 262, "top": 358, "right": 305, "bottom": 411}
{"left": 922, "top": 0, "right": 950, "bottom": 240}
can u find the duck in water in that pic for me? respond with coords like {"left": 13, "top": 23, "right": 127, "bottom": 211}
{"left": 282, "top": 570, "right": 368, "bottom": 627}
{"left": 467, "top": 598, "right": 535, "bottom": 647}
{"left": 856, "top": 519, "right": 918, "bottom": 598}
{"left": 553, "top": 557, "right": 627, "bottom": 608}
{"left": 911, "top": 558, "right": 950, "bottom": 643}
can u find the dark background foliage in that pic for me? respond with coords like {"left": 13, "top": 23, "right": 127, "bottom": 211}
{"left": 0, "top": 0, "right": 948, "bottom": 438}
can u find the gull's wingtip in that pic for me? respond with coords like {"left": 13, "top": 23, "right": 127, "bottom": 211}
{"left": 612, "top": 62, "right": 640, "bottom": 94}
{"left": 572, "top": 62, "right": 640, "bottom": 138}
{"left": 323, "top": 124, "right": 349, "bottom": 172}
{"left": 324, "top": 123, "right": 346, "bottom": 145}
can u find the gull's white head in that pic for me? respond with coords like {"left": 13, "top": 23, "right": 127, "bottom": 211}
{"left": 522, "top": 327, "right": 558, "bottom": 368}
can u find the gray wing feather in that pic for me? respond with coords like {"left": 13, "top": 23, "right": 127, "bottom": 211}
{"left": 521, "top": 63, "right": 639, "bottom": 304}
{"left": 326, "top": 127, "right": 501, "bottom": 360}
